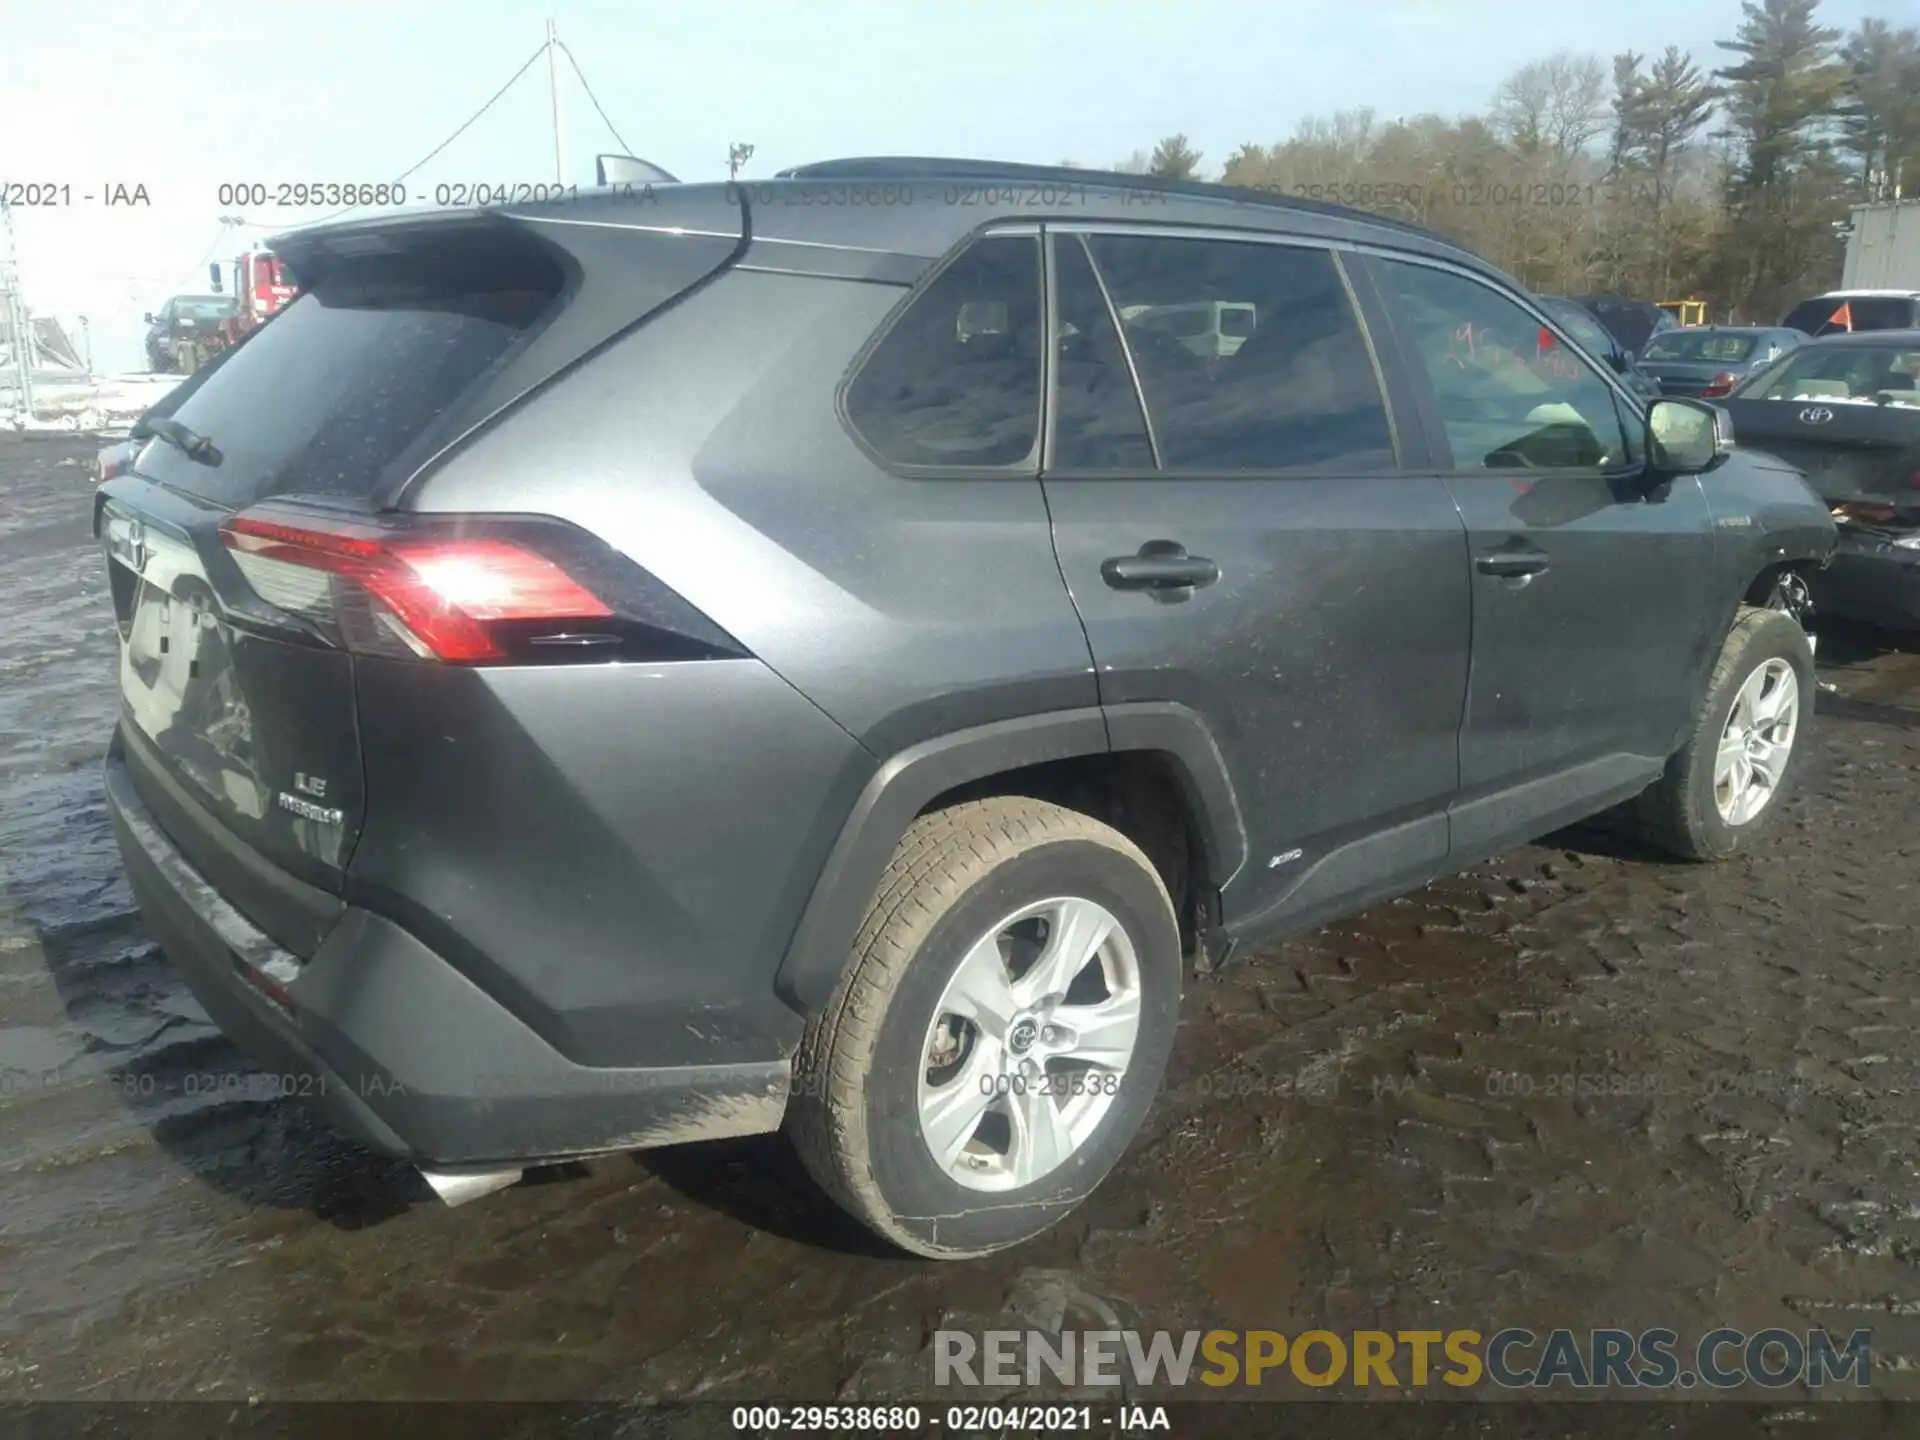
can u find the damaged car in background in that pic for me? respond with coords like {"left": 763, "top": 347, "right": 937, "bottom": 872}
{"left": 1721, "top": 331, "right": 1920, "bottom": 632}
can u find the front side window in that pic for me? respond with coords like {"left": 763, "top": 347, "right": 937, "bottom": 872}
{"left": 844, "top": 234, "right": 1042, "bottom": 468}
{"left": 1544, "top": 304, "right": 1619, "bottom": 364}
{"left": 1379, "top": 260, "right": 1628, "bottom": 471}
{"left": 1086, "top": 234, "right": 1394, "bottom": 471}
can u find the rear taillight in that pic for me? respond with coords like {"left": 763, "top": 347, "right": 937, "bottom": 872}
{"left": 97, "top": 450, "right": 126, "bottom": 484}
{"left": 1701, "top": 372, "right": 1739, "bottom": 398}
{"left": 1908, "top": 468, "right": 1920, "bottom": 491}
{"left": 219, "top": 506, "right": 740, "bottom": 666}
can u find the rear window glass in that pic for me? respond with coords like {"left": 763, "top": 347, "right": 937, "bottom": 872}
{"left": 1781, "top": 296, "right": 1919, "bottom": 335}
{"left": 137, "top": 238, "right": 564, "bottom": 507}
{"left": 1736, "top": 345, "right": 1920, "bottom": 404}
{"left": 1642, "top": 332, "right": 1758, "bottom": 362}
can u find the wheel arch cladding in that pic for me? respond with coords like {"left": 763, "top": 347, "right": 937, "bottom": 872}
{"left": 772, "top": 703, "right": 1246, "bottom": 1015}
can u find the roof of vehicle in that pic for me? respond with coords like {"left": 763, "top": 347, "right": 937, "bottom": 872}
{"left": 1796, "top": 328, "right": 1920, "bottom": 346}
{"left": 273, "top": 155, "right": 1503, "bottom": 284}
{"left": 1805, "top": 289, "right": 1920, "bottom": 299}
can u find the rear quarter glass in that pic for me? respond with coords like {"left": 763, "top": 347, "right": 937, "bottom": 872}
{"left": 133, "top": 238, "right": 567, "bottom": 509}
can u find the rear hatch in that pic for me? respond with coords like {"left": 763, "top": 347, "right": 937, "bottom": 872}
{"left": 1723, "top": 398, "right": 1920, "bottom": 511}
{"left": 1639, "top": 332, "right": 1760, "bottom": 395}
{"left": 98, "top": 196, "right": 745, "bottom": 956}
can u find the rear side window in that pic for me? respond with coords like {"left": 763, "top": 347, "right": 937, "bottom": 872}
{"left": 1089, "top": 234, "right": 1394, "bottom": 471}
{"left": 844, "top": 234, "right": 1042, "bottom": 467}
{"left": 1051, "top": 236, "right": 1153, "bottom": 469}
{"left": 136, "top": 236, "right": 565, "bottom": 507}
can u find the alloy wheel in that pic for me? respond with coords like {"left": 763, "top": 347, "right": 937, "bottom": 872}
{"left": 916, "top": 896, "right": 1141, "bottom": 1192}
{"left": 1713, "top": 657, "right": 1800, "bottom": 826}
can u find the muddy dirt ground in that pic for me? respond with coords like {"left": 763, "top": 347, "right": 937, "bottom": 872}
{"left": 4, "top": 433, "right": 1920, "bottom": 1420}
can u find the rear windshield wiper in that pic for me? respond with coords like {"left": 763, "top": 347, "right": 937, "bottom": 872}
{"left": 136, "top": 416, "right": 223, "bottom": 467}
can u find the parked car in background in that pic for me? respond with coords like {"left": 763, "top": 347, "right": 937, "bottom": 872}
{"left": 97, "top": 157, "right": 1834, "bottom": 1260}
{"left": 1538, "top": 295, "right": 1663, "bottom": 401}
{"left": 1639, "top": 327, "right": 1804, "bottom": 398}
{"left": 1117, "top": 299, "right": 1258, "bottom": 361}
{"left": 143, "top": 294, "right": 237, "bottom": 374}
{"left": 1723, "top": 330, "right": 1920, "bottom": 630}
{"left": 1780, "top": 290, "right": 1920, "bottom": 337}
{"left": 1568, "top": 293, "right": 1679, "bottom": 359}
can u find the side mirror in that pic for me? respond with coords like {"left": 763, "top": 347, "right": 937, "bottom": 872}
{"left": 142, "top": 312, "right": 155, "bottom": 324}
{"left": 1648, "top": 397, "right": 1734, "bottom": 474}
{"left": 209, "top": 263, "right": 223, "bottom": 292}
{"left": 1609, "top": 352, "right": 1629, "bottom": 374}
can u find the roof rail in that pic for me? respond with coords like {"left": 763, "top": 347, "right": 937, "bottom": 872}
{"left": 775, "top": 156, "right": 1442, "bottom": 241}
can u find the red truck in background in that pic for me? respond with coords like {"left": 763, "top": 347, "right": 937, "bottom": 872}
{"left": 180, "top": 248, "right": 298, "bottom": 371}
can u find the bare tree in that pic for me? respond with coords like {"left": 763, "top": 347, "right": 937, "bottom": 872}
{"left": 1493, "top": 53, "right": 1609, "bottom": 158}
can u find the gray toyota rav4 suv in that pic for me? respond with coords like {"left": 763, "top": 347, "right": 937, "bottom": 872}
{"left": 98, "top": 158, "right": 1835, "bottom": 1257}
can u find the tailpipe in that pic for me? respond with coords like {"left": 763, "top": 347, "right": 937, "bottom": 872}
{"left": 419, "top": 1165, "right": 524, "bottom": 1206}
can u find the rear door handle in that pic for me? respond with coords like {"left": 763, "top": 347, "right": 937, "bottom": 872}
{"left": 1101, "top": 542, "right": 1220, "bottom": 591}
{"left": 1476, "top": 549, "right": 1551, "bottom": 579}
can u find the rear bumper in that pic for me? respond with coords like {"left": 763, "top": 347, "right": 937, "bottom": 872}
{"left": 1809, "top": 532, "right": 1920, "bottom": 631}
{"left": 105, "top": 741, "right": 791, "bottom": 1167}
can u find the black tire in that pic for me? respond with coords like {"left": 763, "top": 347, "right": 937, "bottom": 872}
{"left": 1632, "top": 605, "right": 1815, "bottom": 861}
{"left": 788, "top": 797, "right": 1181, "bottom": 1259}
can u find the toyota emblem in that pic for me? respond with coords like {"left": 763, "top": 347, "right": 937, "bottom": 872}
{"left": 1799, "top": 406, "right": 1835, "bottom": 425}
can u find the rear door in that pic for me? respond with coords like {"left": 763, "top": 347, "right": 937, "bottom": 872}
{"left": 99, "top": 201, "right": 744, "bottom": 955}
{"left": 1362, "top": 253, "right": 1718, "bottom": 860}
{"left": 1040, "top": 226, "right": 1471, "bottom": 937}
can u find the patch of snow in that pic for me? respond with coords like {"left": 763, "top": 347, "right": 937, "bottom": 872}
{"left": 1, "top": 373, "right": 181, "bottom": 435}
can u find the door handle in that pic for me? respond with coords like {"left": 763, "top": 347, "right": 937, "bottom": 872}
{"left": 1101, "top": 542, "right": 1220, "bottom": 591}
{"left": 1476, "top": 549, "right": 1551, "bottom": 579}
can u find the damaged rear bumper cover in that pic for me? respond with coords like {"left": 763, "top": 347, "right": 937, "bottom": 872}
{"left": 1813, "top": 530, "right": 1920, "bottom": 631}
{"left": 104, "top": 749, "right": 791, "bottom": 1170}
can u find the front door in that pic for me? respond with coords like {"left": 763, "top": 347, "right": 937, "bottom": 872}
{"left": 1364, "top": 254, "right": 1719, "bottom": 861}
{"left": 1040, "top": 227, "right": 1472, "bottom": 938}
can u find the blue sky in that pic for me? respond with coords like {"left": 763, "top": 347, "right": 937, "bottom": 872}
{"left": 4, "top": 0, "right": 1890, "bottom": 372}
